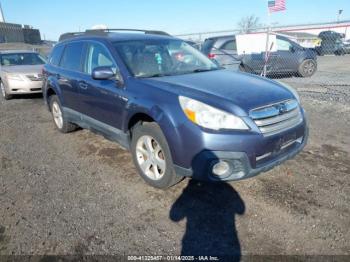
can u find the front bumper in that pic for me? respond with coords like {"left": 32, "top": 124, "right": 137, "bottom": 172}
{"left": 173, "top": 115, "right": 309, "bottom": 182}
{"left": 6, "top": 78, "right": 43, "bottom": 94}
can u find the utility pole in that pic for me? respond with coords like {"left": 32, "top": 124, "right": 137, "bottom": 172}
{"left": 263, "top": 4, "right": 271, "bottom": 77}
{"left": 0, "top": 1, "right": 5, "bottom": 23}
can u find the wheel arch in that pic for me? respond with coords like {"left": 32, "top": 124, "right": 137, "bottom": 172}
{"left": 127, "top": 112, "right": 155, "bottom": 137}
{"left": 125, "top": 105, "right": 185, "bottom": 167}
{"left": 44, "top": 77, "right": 62, "bottom": 110}
{"left": 45, "top": 85, "right": 58, "bottom": 111}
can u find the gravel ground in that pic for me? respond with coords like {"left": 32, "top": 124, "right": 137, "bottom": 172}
{"left": 0, "top": 56, "right": 349, "bottom": 258}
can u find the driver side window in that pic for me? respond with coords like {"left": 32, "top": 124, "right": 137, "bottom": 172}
{"left": 84, "top": 42, "right": 116, "bottom": 74}
{"left": 277, "top": 38, "right": 293, "bottom": 51}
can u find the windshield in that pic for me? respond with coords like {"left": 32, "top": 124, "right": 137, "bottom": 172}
{"left": 113, "top": 39, "right": 219, "bottom": 78}
{"left": 0, "top": 53, "right": 46, "bottom": 66}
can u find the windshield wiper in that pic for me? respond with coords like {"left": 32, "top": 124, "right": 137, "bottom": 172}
{"left": 192, "top": 68, "right": 221, "bottom": 73}
{"left": 138, "top": 73, "right": 170, "bottom": 78}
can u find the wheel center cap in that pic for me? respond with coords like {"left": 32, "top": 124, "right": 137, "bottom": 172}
{"left": 150, "top": 154, "right": 156, "bottom": 162}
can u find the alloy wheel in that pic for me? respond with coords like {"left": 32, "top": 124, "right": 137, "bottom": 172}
{"left": 136, "top": 135, "right": 166, "bottom": 181}
{"left": 303, "top": 61, "right": 315, "bottom": 76}
{"left": 52, "top": 101, "right": 63, "bottom": 129}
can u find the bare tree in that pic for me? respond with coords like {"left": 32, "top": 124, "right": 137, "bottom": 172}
{"left": 238, "top": 15, "right": 261, "bottom": 33}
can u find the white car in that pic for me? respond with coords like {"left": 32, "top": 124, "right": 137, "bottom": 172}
{"left": 0, "top": 50, "right": 46, "bottom": 100}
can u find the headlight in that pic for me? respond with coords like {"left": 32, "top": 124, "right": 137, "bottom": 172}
{"left": 7, "top": 74, "right": 23, "bottom": 81}
{"left": 277, "top": 81, "right": 300, "bottom": 103}
{"left": 179, "top": 96, "right": 249, "bottom": 130}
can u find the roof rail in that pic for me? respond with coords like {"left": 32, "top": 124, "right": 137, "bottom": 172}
{"left": 59, "top": 29, "right": 171, "bottom": 42}
{"left": 59, "top": 32, "right": 85, "bottom": 42}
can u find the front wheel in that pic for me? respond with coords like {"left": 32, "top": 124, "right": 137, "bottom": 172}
{"left": 131, "top": 122, "right": 183, "bottom": 189}
{"left": 298, "top": 59, "right": 317, "bottom": 77}
{"left": 1, "top": 81, "right": 12, "bottom": 100}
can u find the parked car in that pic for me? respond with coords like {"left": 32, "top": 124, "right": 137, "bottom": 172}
{"left": 343, "top": 40, "right": 350, "bottom": 54}
{"left": 201, "top": 34, "right": 317, "bottom": 77}
{"left": 43, "top": 29, "right": 308, "bottom": 189}
{"left": 185, "top": 40, "right": 201, "bottom": 50}
{"left": 0, "top": 50, "right": 46, "bottom": 100}
{"left": 316, "top": 31, "right": 346, "bottom": 56}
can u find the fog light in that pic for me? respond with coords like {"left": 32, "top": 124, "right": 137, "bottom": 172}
{"left": 212, "top": 161, "right": 230, "bottom": 176}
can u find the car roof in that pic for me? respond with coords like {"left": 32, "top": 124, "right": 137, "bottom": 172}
{"left": 206, "top": 34, "right": 235, "bottom": 41}
{"left": 0, "top": 50, "right": 38, "bottom": 54}
{"left": 59, "top": 31, "right": 177, "bottom": 44}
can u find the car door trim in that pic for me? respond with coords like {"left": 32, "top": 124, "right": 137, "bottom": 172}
{"left": 62, "top": 106, "right": 130, "bottom": 149}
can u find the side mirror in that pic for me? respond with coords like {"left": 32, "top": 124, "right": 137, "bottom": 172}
{"left": 289, "top": 46, "right": 296, "bottom": 53}
{"left": 92, "top": 66, "right": 115, "bottom": 80}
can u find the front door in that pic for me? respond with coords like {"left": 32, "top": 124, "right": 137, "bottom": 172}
{"left": 275, "top": 37, "right": 299, "bottom": 72}
{"left": 78, "top": 41, "right": 127, "bottom": 130}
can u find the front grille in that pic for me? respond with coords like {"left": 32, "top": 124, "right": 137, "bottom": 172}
{"left": 256, "top": 136, "right": 303, "bottom": 163}
{"left": 26, "top": 74, "right": 43, "bottom": 81}
{"left": 250, "top": 100, "right": 303, "bottom": 136}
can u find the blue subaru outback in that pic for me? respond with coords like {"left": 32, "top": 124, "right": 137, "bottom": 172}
{"left": 42, "top": 29, "right": 308, "bottom": 189}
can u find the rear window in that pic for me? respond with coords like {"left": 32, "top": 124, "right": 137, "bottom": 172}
{"left": 49, "top": 44, "right": 65, "bottom": 66}
{"left": 59, "top": 42, "right": 84, "bottom": 71}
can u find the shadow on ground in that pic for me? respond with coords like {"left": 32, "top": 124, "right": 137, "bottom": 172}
{"left": 8, "top": 93, "right": 43, "bottom": 100}
{"left": 170, "top": 180, "right": 245, "bottom": 260}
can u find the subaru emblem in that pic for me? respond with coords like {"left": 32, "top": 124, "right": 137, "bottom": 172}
{"left": 278, "top": 103, "right": 288, "bottom": 115}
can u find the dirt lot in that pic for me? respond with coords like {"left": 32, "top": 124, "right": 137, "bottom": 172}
{"left": 0, "top": 55, "right": 349, "bottom": 258}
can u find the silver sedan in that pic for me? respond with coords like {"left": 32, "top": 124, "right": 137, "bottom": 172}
{"left": 0, "top": 50, "right": 46, "bottom": 100}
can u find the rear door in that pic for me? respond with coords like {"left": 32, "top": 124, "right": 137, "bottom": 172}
{"left": 78, "top": 41, "right": 127, "bottom": 130}
{"left": 58, "top": 41, "right": 86, "bottom": 111}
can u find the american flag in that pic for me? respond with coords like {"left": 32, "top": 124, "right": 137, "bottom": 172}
{"left": 268, "top": 0, "right": 286, "bottom": 12}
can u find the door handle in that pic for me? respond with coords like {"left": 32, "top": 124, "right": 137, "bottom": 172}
{"left": 57, "top": 75, "right": 69, "bottom": 83}
{"left": 79, "top": 82, "right": 88, "bottom": 89}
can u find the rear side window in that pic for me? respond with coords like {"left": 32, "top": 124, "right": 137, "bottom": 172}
{"left": 49, "top": 44, "right": 64, "bottom": 66}
{"left": 221, "top": 40, "right": 237, "bottom": 51}
{"left": 59, "top": 42, "right": 84, "bottom": 71}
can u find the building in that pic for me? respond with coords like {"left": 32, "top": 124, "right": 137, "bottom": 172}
{"left": 0, "top": 22, "right": 42, "bottom": 44}
{"left": 176, "top": 20, "right": 350, "bottom": 43}
{"left": 275, "top": 32, "right": 321, "bottom": 48}
{"left": 272, "top": 20, "right": 350, "bottom": 40}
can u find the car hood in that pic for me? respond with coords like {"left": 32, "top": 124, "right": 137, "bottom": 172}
{"left": 140, "top": 70, "right": 295, "bottom": 114}
{"left": 1, "top": 65, "right": 43, "bottom": 74}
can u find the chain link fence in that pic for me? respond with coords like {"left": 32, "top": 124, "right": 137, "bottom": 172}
{"left": 176, "top": 24, "right": 350, "bottom": 103}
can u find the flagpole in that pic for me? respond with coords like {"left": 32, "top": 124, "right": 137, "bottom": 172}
{"left": 263, "top": 2, "right": 271, "bottom": 77}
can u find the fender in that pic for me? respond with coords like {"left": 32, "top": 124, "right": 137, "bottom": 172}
{"left": 44, "top": 75, "right": 63, "bottom": 107}
{"left": 124, "top": 96, "right": 186, "bottom": 167}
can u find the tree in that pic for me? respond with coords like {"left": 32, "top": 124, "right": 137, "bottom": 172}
{"left": 238, "top": 15, "right": 261, "bottom": 33}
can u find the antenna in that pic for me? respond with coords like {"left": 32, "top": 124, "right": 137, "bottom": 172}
{"left": 0, "top": 1, "right": 5, "bottom": 23}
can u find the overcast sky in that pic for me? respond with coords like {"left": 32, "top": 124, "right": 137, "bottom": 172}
{"left": 1, "top": 0, "right": 349, "bottom": 41}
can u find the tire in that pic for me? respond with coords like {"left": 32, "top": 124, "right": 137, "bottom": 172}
{"left": 298, "top": 59, "right": 317, "bottom": 77}
{"left": 49, "top": 95, "right": 77, "bottom": 133}
{"left": 1, "top": 81, "right": 12, "bottom": 100}
{"left": 131, "top": 122, "right": 183, "bottom": 189}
